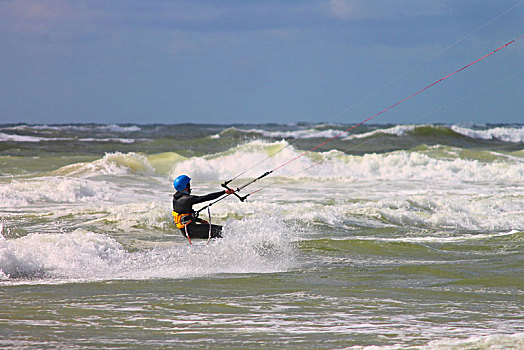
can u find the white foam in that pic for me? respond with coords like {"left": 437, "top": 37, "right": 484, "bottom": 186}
{"left": 344, "top": 332, "right": 524, "bottom": 350}
{"left": 52, "top": 152, "right": 156, "bottom": 177}
{"left": 0, "top": 132, "right": 138, "bottom": 143}
{"left": 220, "top": 124, "right": 524, "bottom": 143}
{"left": 168, "top": 140, "right": 524, "bottom": 183}
{"left": 0, "top": 216, "right": 296, "bottom": 283}
{"left": 343, "top": 124, "right": 417, "bottom": 140}
{"left": 0, "top": 132, "right": 55, "bottom": 142}
{"left": 0, "top": 177, "right": 116, "bottom": 206}
{"left": 169, "top": 140, "right": 317, "bottom": 180}
{"left": 98, "top": 124, "right": 141, "bottom": 132}
{"left": 222, "top": 124, "right": 417, "bottom": 140}
{"left": 244, "top": 124, "right": 418, "bottom": 140}
{"left": 422, "top": 332, "right": 524, "bottom": 350}
{"left": 452, "top": 125, "right": 524, "bottom": 143}
{"left": 235, "top": 189, "right": 524, "bottom": 234}
{"left": 2, "top": 124, "right": 142, "bottom": 133}
{"left": 99, "top": 201, "right": 173, "bottom": 231}
{"left": 240, "top": 127, "right": 348, "bottom": 139}
{"left": 329, "top": 149, "right": 524, "bottom": 183}
{"left": 350, "top": 230, "right": 521, "bottom": 244}
{"left": 0, "top": 230, "right": 126, "bottom": 280}
{"left": 78, "top": 138, "right": 137, "bottom": 143}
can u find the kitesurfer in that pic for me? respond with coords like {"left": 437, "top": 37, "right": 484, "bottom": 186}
{"left": 172, "top": 175, "right": 234, "bottom": 240}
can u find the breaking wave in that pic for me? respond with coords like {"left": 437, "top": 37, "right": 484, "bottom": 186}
{"left": 219, "top": 124, "right": 524, "bottom": 144}
{"left": 51, "top": 152, "right": 157, "bottom": 177}
{"left": 168, "top": 140, "right": 524, "bottom": 183}
{"left": 451, "top": 124, "right": 524, "bottom": 143}
{"left": 0, "top": 215, "right": 296, "bottom": 283}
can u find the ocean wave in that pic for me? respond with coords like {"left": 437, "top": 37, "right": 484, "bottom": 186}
{"left": 344, "top": 331, "right": 524, "bottom": 350}
{"left": 1, "top": 124, "right": 523, "bottom": 150}
{"left": 169, "top": 140, "right": 313, "bottom": 180}
{"left": 351, "top": 230, "right": 521, "bottom": 243}
{"left": 320, "top": 149, "right": 524, "bottom": 183}
{"left": 0, "top": 132, "right": 140, "bottom": 143}
{"left": 343, "top": 124, "right": 417, "bottom": 140}
{"left": 98, "top": 124, "right": 142, "bottom": 132}
{"left": 77, "top": 138, "right": 138, "bottom": 143}
{"left": 421, "top": 332, "right": 524, "bottom": 350}
{"left": 0, "top": 177, "right": 115, "bottom": 206}
{"left": 0, "top": 216, "right": 296, "bottom": 282}
{"left": 169, "top": 140, "right": 524, "bottom": 183}
{"left": 226, "top": 189, "right": 524, "bottom": 235}
{"left": 354, "top": 195, "right": 524, "bottom": 233}
{"left": 452, "top": 125, "right": 524, "bottom": 143}
{"left": 0, "top": 132, "right": 67, "bottom": 142}
{"left": 1, "top": 124, "right": 142, "bottom": 133}
{"left": 99, "top": 201, "right": 173, "bottom": 231}
{"left": 215, "top": 125, "right": 393, "bottom": 140}
{"left": 6, "top": 139, "right": 522, "bottom": 184}
{"left": 345, "top": 123, "right": 524, "bottom": 144}
{"left": 0, "top": 230, "right": 127, "bottom": 280}
{"left": 215, "top": 124, "right": 524, "bottom": 144}
{"left": 51, "top": 152, "right": 156, "bottom": 177}
{"left": 233, "top": 127, "right": 348, "bottom": 139}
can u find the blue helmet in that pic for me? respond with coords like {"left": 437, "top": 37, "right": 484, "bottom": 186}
{"left": 173, "top": 175, "right": 191, "bottom": 191}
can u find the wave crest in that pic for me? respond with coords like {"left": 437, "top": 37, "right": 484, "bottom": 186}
{"left": 52, "top": 152, "right": 156, "bottom": 177}
{"left": 168, "top": 140, "right": 524, "bottom": 183}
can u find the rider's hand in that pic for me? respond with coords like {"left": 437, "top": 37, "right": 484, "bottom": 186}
{"left": 225, "top": 189, "right": 235, "bottom": 195}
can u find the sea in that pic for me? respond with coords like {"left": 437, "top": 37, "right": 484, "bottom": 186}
{"left": 1, "top": 122, "right": 523, "bottom": 349}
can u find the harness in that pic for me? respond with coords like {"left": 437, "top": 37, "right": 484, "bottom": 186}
{"left": 172, "top": 194, "right": 214, "bottom": 245}
{"left": 172, "top": 209, "right": 213, "bottom": 245}
{"left": 172, "top": 211, "right": 193, "bottom": 229}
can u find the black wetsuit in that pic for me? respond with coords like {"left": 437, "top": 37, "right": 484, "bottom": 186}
{"left": 172, "top": 190, "right": 225, "bottom": 239}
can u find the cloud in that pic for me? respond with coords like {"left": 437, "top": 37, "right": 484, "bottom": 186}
{"left": 158, "top": 1, "right": 227, "bottom": 23}
{"left": 326, "top": 0, "right": 450, "bottom": 21}
{"left": 328, "top": 0, "right": 358, "bottom": 20}
{"left": 0, "top": 0, "right": 89, "bottom": 35}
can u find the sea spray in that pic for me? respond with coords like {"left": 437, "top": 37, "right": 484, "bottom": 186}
{"left": 0, "top": 215, "right": 297, "bottom": 282}
{"left": 0, "top": 230, "right": 126, "bottom": 280}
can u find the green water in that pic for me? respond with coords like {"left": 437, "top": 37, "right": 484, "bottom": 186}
{"left": 3, "top": 255, "right": 523, "bottom": 349}
{"left": 1, "top": 123, "right": 523, "bottom": 349}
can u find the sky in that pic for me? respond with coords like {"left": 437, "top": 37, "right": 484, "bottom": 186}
{"left": 0, "top": 0, "right": 522, "bottom": 125}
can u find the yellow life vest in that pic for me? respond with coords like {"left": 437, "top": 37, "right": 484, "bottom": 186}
{"left": 172, "top": 211, "right": 193, "bottom": 229}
